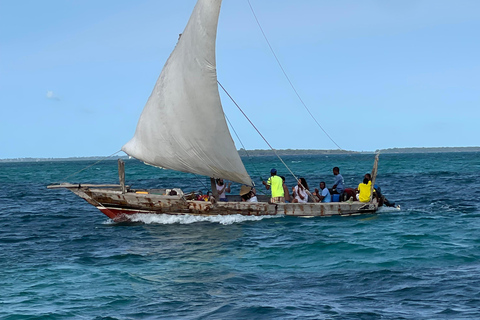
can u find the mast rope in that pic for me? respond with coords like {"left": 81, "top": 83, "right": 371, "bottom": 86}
{"left": 54, "top": 150, "right": 123, "bottom": 184}
{"left": 219, "top": 81, "right": 317, "bottom": 200}
{"left": 224, "top": 114, "right": 263, "bottom": 184}
{"left": 218, "top": 81, "right": 300, "bottom": 184}
{"left": 247, "top": 0, "right": 343, "bottom": 150}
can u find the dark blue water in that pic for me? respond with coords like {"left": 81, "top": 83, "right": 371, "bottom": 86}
{"left": 1, "top": 153, "right": 479, "bottom": 319}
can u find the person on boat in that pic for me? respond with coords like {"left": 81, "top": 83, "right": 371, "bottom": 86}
{"left": 240, "top": 186, "right": 258, "bottom": 202}
{"left": 356, "top": 177, "right": 372, "bottom": 203}
{"left": 292, "top": 177, "right": 309, "bottom": 203}
{"left": 363, "top": 173, "right": 396, "bottom": 207}
{"left": 313, "top": 181, "right": 332, "bottom": 203}
{"left": 330, "top": 167, "right": 345, "bottom": 196}
{"left": 216, "top": 178, "right": 231, "bottom": 202}
{"left": 262, "top": 168, "right": 284, "bottom": 203}
{"left": 280, "top": 176, "right": 291, "bottom": 203}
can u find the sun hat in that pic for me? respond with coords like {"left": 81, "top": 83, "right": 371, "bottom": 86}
{"left": 239, "top": 185, "right": 252, "bottom": 196}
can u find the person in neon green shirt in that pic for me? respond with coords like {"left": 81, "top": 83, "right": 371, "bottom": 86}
{"left": 356, "top": 177, "right": 372, "bottom": 203}
{"left": 262, "top": 168, "right": 285, "bottom": 203}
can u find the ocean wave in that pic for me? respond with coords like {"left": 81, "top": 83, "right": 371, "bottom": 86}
{"left": 104, "top": 213, "right": 283, "bottom": 225}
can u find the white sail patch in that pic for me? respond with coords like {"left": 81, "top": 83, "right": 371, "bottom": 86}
{"left": 122, "top": 0, "right": 252, "bottom": 186}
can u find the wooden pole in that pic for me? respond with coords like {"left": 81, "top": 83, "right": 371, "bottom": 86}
{"left": 210, "top": 178, "right": 219, "bottom": 201}
{"left": 118, "top": 159, "right": 126, "bottom": 194}
{"left": 369, "top": 153, "right": 379, "bottom": 202}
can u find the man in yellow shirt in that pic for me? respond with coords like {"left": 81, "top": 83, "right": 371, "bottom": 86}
{"left": 262, "top": 168, "right": 285, "bottom": 203}
{"left": 356, "top": 177, "right": 372, "bottom": 203}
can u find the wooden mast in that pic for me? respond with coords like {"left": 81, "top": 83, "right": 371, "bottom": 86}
{"left": 369, "top": 153, "right": 379, "bottom": 202}
{"left": 210, "top": 178, "right": 219, "bottom": 201}
{"left": 118, "top": 159, "right": 126, "bottom": 194}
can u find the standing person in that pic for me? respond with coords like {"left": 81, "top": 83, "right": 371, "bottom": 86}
{"left": 292, "top": 177, "right": 309, "bottom": 203}
{"left": 314, "top": 181, "right": 331, "bottom": 203}
{"left": 216, "top": 178, "right": 231, "bottom": 202}
{"left": 330, "top": 167, "right": 345, "bottom": 195}
{"left": 262, "top": 168, "right": 284, "bottom": 203}
{"left": 280, "top": 176, "right": 291, "bottom": 203}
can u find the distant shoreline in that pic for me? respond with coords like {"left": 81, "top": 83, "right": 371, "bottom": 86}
{"left": 1, "top": 146, "right": 479, "bottom": 162}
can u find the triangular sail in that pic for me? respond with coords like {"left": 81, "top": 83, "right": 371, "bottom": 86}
{"left": 122, "top": 0, "right": 253, "bottom": 186}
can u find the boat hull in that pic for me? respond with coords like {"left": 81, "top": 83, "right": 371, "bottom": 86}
{"left": 49, "top": 184, "right": 378, "bottom": 222}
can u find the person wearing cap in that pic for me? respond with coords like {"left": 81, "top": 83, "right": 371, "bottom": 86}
{"left": 262, "top": 168, "right": 285, "bottom": 203}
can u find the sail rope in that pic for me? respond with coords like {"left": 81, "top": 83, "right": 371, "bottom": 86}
{"left": 219, "top": 81, "right": 318, "bottom": 200}
{"left": 218, "top": 81, "right": 300, "bottom": 184}
{"left": 246, "top": 0, "right": 343, "bottom": 150}
{"left": 224, "top": 114, "right": 263, "bottom": 183}
{"left": 53, "top": 150, "right": 123, "bottom": 184}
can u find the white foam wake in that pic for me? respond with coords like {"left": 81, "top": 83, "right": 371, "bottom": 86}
{"left": 108, "top": 213, "right": 283, "bottom": 225}
{"left": 377, "top": 205, "right": 401, "bottom": 213}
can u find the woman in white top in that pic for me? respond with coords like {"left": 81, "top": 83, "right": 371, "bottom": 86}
{"left": 292, "top": 178, "right": 309, "bottom": 203}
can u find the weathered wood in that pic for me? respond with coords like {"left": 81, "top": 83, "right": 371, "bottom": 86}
{"left": 62, "top": 185, "right": 378, "bottom": 221}
{"left": 118, "top": 159, "right": 126, "bottom": 194}
{"left": 370, "top": 153, "right": 380, "bottom": 201}
{"left": 210, "top": 178, "right": 219, "bottom": 200}
{"left": 47, "top": 183, "right": 122, "bottom": 189}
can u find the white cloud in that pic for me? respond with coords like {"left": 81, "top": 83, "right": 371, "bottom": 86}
{"left": 46, "top": 90, "right": 60, "bottom": 101}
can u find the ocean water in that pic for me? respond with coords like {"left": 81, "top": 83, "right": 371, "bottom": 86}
{"left": 1, "top": 152, "right": 479, "bottom": 319}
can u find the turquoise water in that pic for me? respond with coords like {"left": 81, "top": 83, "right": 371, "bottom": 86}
{"left": 1, "top": 153, "right": 479, "bottom": 319}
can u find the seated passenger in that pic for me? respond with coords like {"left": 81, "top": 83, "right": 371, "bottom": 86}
{"left": 240, "top": 186, "right": 258, "bottom": 202}
{"left": 292, "top": 177, "right": 309, "bottom": 203}
{"left": 356, "top": 177, "right": 372, "bottom": 203}
{"left": 314, "top": 181, "right": 331, "bottom": 203}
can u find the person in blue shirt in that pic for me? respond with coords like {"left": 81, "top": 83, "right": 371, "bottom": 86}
{"left": 314, "top": 181, "right": 331, "bottom": 203}
{"left": 330, "top": 167, "right": 345, "bottom": 195}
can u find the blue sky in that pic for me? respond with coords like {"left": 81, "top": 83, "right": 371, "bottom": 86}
{"left": 1, "top": 0, "right": 479, "bottom": 159}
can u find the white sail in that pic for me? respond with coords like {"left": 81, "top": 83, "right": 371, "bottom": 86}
{"left": 122, "top": 0, "right": 253, "bottom": 186}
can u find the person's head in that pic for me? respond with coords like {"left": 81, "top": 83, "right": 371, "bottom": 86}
{"left": 280, "top": 175, "right": 285, "bottom": 182}
{"left": 216, "top": 178, "right": 224, "bottom": 185}
{"left": 364, "top": 173, "right": 372, "bottom": 181}
{"left": 320, "top": 181, "right": 326, "bottom": 190}
{"left": 333, "top": 167, "right": 340, "bottom": 175}
{"left": 270, "top": 168, "right": 277, "bottom": 176}
{"left": 363, "top": 177, "right": 369, "bottom": 184}
{"left": 299, "top": 177, "right": 309, "bottom": 190}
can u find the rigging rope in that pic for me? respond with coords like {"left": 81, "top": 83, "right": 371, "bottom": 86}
{"left": 54, "top": 150, "right": 123, "bottom": 184}
{"left": 218, "top": 81, "right": 299, "bottom": 184}
{"left": 219, "top": 81, "right": 316, "bottom": 200}
{"left": 224, "top": 114, "right": 262, "bottom": 182}
{"left": 247, "top": 0, "right": 343, "bottom": 150}
{"left": 224, "top": 113, "right": 267, "bottom": 194}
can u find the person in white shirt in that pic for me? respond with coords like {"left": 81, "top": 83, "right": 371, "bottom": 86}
{"left": 216, "top": 178, "right": 231, "bottom": 202}
{"left": 292, "top": 178, "right": 309, "bottom": 203}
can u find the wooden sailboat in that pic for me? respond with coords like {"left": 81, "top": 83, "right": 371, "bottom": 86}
{"left": 48, "top": 0, "right": 378, "bottom": 221}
